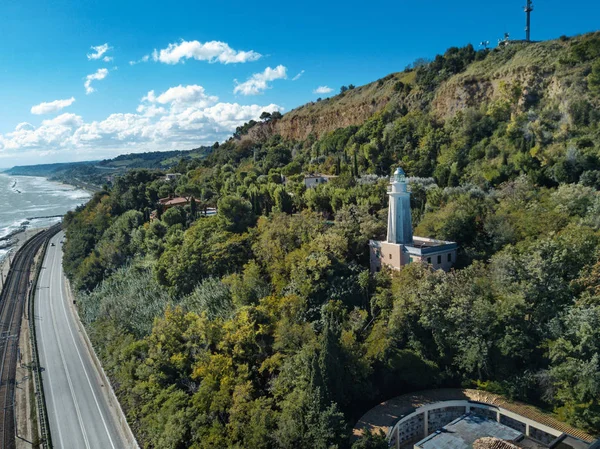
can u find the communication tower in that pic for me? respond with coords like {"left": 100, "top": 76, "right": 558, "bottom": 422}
{"left": 525, "top": 0, "right": 534, "bottom": 42}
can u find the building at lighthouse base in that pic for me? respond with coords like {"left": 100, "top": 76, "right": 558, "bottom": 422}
{"left": 369, "top": 166, "right": 457, "bottom": 274}
{"left": 369, "top": 236, "right": 457, "bottom": 273}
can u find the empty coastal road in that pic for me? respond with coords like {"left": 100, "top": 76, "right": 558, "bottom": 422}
{"left": 35, "top": 232, "right": 131, "bottom": 448}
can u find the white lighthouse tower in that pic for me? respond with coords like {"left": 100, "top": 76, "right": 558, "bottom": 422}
{"left": 369, "top": 167, "right": 457, "bottom": 273}
{"left": 387, "top": 167, "right": 413, "bottom": 245}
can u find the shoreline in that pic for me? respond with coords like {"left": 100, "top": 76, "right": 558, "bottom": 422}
{"left": 47, "top": 176, "right": 100, "bottom": 195}
{"left": 1, "top": 172, "right": 99, "bottom": 196}
{"left": 0, "top": 226, "right": 29, "bottom": 247}
{"left": 0, "top": 220, "right": 64, "bottom": 263}
{"left": 0, "top": 228, "right": 46, "bottom": 282}
{"left": 0, "top": 173, "right": 91, "bottom": 261}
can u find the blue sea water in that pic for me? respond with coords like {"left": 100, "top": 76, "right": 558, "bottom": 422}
{"left": 0, "top": 174, "right": 91, "bottom": 260}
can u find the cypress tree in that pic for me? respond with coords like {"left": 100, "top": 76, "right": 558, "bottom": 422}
{"left": 190, "top": 196, "right": 197, "bottom": 219}
{"left": 318, "top": 306, "right": 344, "bottom": 406}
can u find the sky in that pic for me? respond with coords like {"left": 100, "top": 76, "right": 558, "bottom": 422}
{"left": 0, "top": 0, "right": 598, "bottom": 166}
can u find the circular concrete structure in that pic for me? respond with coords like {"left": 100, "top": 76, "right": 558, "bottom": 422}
{"left": 353, "top": 389, "right": 597, "bottom": 449}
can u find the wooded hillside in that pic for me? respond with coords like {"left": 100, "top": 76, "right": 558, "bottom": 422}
{"left": 61, "top": 32, "right": 600, "bottom": 449}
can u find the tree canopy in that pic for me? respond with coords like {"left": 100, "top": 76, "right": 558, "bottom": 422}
{"left": 62, "top": 34, "right": 600, "bottom": 448}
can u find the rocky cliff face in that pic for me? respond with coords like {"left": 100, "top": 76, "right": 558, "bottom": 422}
{"left": 244, "top": 72, "right": 413, "bottom": 142}
{"left": 245, "top": 33, "right": 599, "bottom": 143}
{"left": 430, "top": 37, "right": 597, "bottom": 119}
{"left": 273, "top": 99, "right": 385, "bottom": 141}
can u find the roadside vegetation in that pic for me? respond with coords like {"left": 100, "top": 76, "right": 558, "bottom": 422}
{"left": 62, "top": 32, "right": 600, "bottom": 449}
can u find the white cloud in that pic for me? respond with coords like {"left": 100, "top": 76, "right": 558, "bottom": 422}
{"left": 292, "top": 70, "right": 305, "bottom": 81}
{"left": 87, "top": 43, "right": 111, "bottom": 60}
{"left": 42, "top": 113, "right": 84, "bottom": 128}
{"left": 143, "top": 85, "right": 219, "bottom": 110}
{"left": 84, "top": 68, "right": 109, "bottom": 94}
{"left": 30, "top": 97, "right": 76, "bottom": 115}
{"left": 313, "top": 86, "right": 333, "bottom": 94}
{"left": 15, "top": 123, "right": 35, "bottom": 132}
{"left": 0, "top": 114, "right": 84, "bottom": 151}
{"left": 103, "top": 56, "right": 113, "bottom": 62}
{"left": 68, "top": 99, "right": 283, "bottom": 149}
{"left": 129, "top": 55, "right": 149, "bottom": 66}
{"left": 136, "top": 104, "right": 167, "bottom": 117}
{"left": 234, "top": 65, "right": 287, "bottom": 96}
{"left": 153, "top": 40, "right": 262, "bottom": 65}
{"left": 0, "top": 84, "right": 282, "bottom": 160}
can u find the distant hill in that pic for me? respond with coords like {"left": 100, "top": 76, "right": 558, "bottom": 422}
{"left": 5, "top": 161, "right": 95, "bottom": 177}
{"left": 96, "top": 147, "right": 212, "bottom": 170}
{"left": 4, "top": 146, "right": 213, "bottom": 187}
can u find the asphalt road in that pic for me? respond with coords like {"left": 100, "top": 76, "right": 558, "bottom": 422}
{"left": 35, "top": 232, "right": 129, "bottom": 449}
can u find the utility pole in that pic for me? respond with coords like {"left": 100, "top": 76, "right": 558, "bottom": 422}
{"left": 525, "top": 0, "right": 534, "bottom": 42}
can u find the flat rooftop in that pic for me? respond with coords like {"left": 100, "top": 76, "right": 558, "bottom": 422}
{"left": 410, "top": 240, "right": 452, "bottom": 249}
{"left": 406, "top": 236, "right": 458, "bottom": 255}
{"left": 416, "top": 415, "right": 522, "bottom": 449}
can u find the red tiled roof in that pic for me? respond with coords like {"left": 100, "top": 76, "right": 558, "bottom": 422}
{"left": 158, "top": 197, "right": 201, "bottom": 207}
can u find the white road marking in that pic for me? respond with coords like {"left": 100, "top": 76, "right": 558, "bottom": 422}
{"left": 56, "top": 238, "right": 117, "bottom": 449}
{"left": 47, "top": 244, "right": 91, "bottom": 449}
{"left": 36, "top": 255, "right": 66, "bottom": 449}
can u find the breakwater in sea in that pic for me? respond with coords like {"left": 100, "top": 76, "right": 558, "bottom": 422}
{"left": 0, "top": 175, "right": 90, "bottom": 260}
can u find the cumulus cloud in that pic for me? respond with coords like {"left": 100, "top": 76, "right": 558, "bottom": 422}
{"left": 142, "top": 85, "right": 219, "bottom": 110}
{"left": 0, "top": 84, "right": 282, "bottom": 159}
{"left": 15, "top": 123, "right": 35, "bottom": 132}
{"left": 87, "top": 43, "right": 112, "bottom": 60}
{"left": 31, "top": 97, "right": 76, "bottom": 115}
{"left": 85, "top": 68, "right": 109, "bottom": 94}
{"left": 153, "top": 40, "right": 261, "bottom": 65}
{"left": 292, "top": 70, "right": 305, "bottom": 81}
{"left": 313, "top": 86, "right": 333, "bottom": 94}
{"left": 136, "top": 104, "right": 167, "bottom": 117}
{"left": 0, "top": 114, "right": 84, "bottom": 151}
{"left": 68, "top": 99, "right": 282, "bottom": 148}
{"left": 42, "top": 113, "right": 84, "bottom": 128}
{"left": 234, "top": 65, "right": 287, "bottom": 96}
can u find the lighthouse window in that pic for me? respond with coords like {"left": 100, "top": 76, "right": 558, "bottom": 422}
{"left": 448, "top": 253, "right": 452, "bottom": 262}
{"left": 437, "top": 255, "right": 442, "bottom": 264}
{"left": 389, "top": 254, "right": 392, "bottom": 260}
{"left": 427, "top": 257, "right": 431, "bottom": 264}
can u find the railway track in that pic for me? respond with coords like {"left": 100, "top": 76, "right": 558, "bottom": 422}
{"left": 0, "top": 225, "right": 60, "bottom": 449}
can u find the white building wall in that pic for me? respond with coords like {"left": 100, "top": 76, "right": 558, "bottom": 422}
{"left": 386, "top": 400, "right": 567, "bottom": 449}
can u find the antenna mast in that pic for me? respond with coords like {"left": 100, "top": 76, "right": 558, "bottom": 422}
{"left": 524, "top": 0, "right": 534, "bottom": 42}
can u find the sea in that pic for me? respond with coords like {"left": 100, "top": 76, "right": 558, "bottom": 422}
{"left": 0, "top": 174, "right": 91, "bottom": 261}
